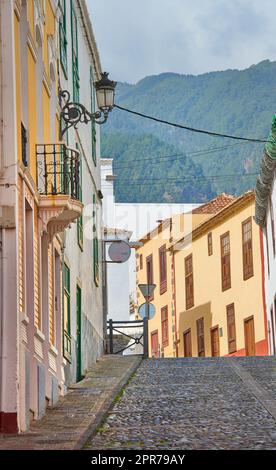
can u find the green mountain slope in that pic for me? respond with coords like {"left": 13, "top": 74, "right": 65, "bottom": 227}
{"left": 101, "top": 60, "right": 276, "bottom": 203}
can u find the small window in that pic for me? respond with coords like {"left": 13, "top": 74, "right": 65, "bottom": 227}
{"left": 146, "top": 254, "right": 154, "bottom": 301}
{"left": 21, "top": 123, "right": 28, "bottom": 167}
{"left": 185, "top": 254, "right": 194, "bottom": 310}
{"left": 221, "top": 232, "right": 231, "bottom": 291}
{"left": 159, "top": 245, "right": 167, "bottom": 295}
{"left": 139, "top": 254, "right": 143, "bottom": 270}
{"left": 207, "top": 233, "right": 213, "bottom": 256}
{"left": 242, "top": 218, "right": 253, "bottom": 280}
{"left": 161, "top": 306, "right": 169, "bottom": 347}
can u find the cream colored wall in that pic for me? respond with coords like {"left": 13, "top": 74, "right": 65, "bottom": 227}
{"left": 174, "top": 200, "right": 266, "bottom": 357}
{"left": 136, "top": 211, "right": 211, "bottom": 358}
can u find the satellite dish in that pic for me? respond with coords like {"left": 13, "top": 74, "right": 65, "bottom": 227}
{"left": 109, "top": 240, "right": 131, "bottom": 263}
{"left": 138, "top": 284, "right": 156, "bottom": 300}
{"left": 138, "top": 302, "right": 156, "bottom": 320}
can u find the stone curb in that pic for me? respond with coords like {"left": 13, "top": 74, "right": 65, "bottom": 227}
{"left": 74, "top": 355, "right": 143, "bottom": 450}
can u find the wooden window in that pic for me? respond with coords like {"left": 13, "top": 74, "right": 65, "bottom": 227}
{"left": 208, "top": 232, "right": 213, "bottom": 256}
{"left": 63, "top": 263, "right": 71, "bottom": 360}
{"left": 90, "top": 66, "right": 97, "bottom": 165}
{"left": 185, "top": 255, "right": 194, "bottom": 310}
{"left": 226, "top": 303, "right": 236, "bottom": 354}
{"left": 146, "top": 254, "right": 154, "bottom": 300}
{"left": 270, "top": 198, "right": 276, "bottom": 257}
{"left": 139, "top": 254, "right": 143, "bottom": 270}
{"left": 71, "top": 1, "right": 80, "bottom": 102}
{"left": 21, "top": 123, "right": 28, "bottom": 167}
{"left": 266, "top": 227, "right": 270, "bottom": 277}
{"left": 197, "top": 318, "right": 205, "bottom": 357}
{"left": 161, "top": 306, "right": 169, "bottom": 347}
{"left": 151, "top": 330, "right": 159, "bottom": 358}
{"left": 93, "top": 195, "right": 99, "bottom": 286}
{"left": 221, "top": 232, "right": 231, "bottom": 291}
{"left": 159, "top": 245, "right": 167, "bottom": 295}
{"left": 242, "top": 218, "right": 254, "bottom": 280}
{"left": 59, "top": 0, "right": 68, "bottom": 75}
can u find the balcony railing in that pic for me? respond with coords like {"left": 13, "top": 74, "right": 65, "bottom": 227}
{"left": 36, "top": 143, "right": 81, "bottom": 201}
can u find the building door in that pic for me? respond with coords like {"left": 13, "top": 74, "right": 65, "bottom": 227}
{"left": 76, "top": 286, "right": 82, "bottom": 382}
{"left": 211, "top": 326, "right": 220, "bottom": 357}
{"left": 244, "top": 317, "right": 255, "bottom": 356}
{"left": 151, "top": 330, "right": 159, "bottom": 358}
{"left": 197, "top": 318, "right": 205, "bottom": 357}
{"left": 183, "top": 329, "right": 192, "bottom": 357}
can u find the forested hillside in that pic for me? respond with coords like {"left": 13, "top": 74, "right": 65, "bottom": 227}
{"left": 101, "top": 60, "right": 276, "bottom": 203}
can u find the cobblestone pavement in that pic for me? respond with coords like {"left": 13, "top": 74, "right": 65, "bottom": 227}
{"left": 0, "top": 355, "right": 141, "bottom": 450}
{"left": 85, "top": 357, "right": 276, "bottom": 450}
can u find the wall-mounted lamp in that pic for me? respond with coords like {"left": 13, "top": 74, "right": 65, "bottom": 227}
{"left": 59, "top": 72, "right": 117, "bottom": 139}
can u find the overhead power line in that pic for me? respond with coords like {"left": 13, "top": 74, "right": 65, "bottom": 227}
{"left": 114, "top": 104, "right": 269, "bottom": 143}
{"left": 112, "top": 141, "right": 257, "bottom": 170}
{"left": 116, "top": 172, "right": 258, "bottom": 186}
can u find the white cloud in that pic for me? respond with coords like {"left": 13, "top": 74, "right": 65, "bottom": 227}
{"left": 87, "top": 0, "right": 276, "bottom": 83}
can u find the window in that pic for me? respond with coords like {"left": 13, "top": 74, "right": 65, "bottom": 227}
{"left": 208, "top": 232, "right": 213, "bottom": 256}
{"left": 63, "top": 263, "right": 71, "bottom": 360}
{"left": 146, "top": 254, "right": 154, "bottom": 300}
{"left": 140, "top": 254, "right": 143, "bottom": 270}
{"left": 221, "top": 232, "right": 231, "bottom": 291}
{"left": 71, "top": 1, "right": 79, "bottom": 102}
{"left": 270, "top": 198, "right": 276, "bottom": 257}
{"left": 266, "top": 227, "right": 270, "bottom": 277}
{"left": 226, "top": 303, "right": 236, "bottom": 354}
{"left": 90, "top": 66, "right": 97, "bottom": 165}
{"left": 242, "top": 218, "right": 254, "bottom": 280}
{"left": 197, "top": 318, "right": 205, "bottom": 357}
{"left": 185, "top": 255, "right": 194, "bottom": 310}
{"left": 59, "top": 0, "right": 67, "bottom": 75}
{"left": 161, "top": 306, "right": 169, "bottom": 347}
{"left": 77, "top": 147, "right": 83, "bottom": 250}
{"left": 93, "top": 194, "right": 99, "bottom": 286}
{"left": 21, "top": 123, "right": 28, "bottom": 167}
{"left": 159, "top": 245, "right": 167, "bottom": 295}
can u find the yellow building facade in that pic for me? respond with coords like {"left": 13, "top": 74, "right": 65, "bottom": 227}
{"left": 136, "top": 192, "right": 268, "bottom": 359}
{"left": 0, "top": 0, "right": 104, "bottom": 433}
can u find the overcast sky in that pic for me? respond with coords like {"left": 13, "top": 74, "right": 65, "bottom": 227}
{"left": 87, "top": 0, "right": 276, "bottom": 84}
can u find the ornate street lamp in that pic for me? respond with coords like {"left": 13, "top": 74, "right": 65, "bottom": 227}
{"left": 59, "top": 72, "right": 117, "bottom": 139}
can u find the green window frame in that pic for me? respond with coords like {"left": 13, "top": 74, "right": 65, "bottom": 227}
{"left": 71, "top": 1, "right": 80, "bottom": 103}
{"left": 59, "top": 0, "right": 68, "bottom": 76}
{"left": 63, "top": 263, "right": 71, "bottom": 361}
{"left": 77, "top": 148, "right": 83, "bottom": 250}
{"left": 93, "top": 194, "right": 99, "bottom": 286}
{"left": 90, "top": 67, "right": 97, "bottom": 166}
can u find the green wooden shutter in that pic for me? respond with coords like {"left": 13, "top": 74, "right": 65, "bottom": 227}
{"left": 63, "top": 263, "right": 71, "bottom": 360}
{"left": 59, "top": 0, "right": 68, "bottom": 75}
{"left": 90, "top": 67, "right": 97, "bottom": 165}
{"left": 93, "top": 194, "right": 99, "bottom": 286}
{"left": 71, "top": 1, "right": 80, "bottom": 102}
{"left": 76, "top": 144, "right": 83, "bottom": 250}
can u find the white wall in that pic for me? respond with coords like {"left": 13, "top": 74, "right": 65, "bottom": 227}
{"left": 264, "top": 175, "right": 276, "bottom": 355}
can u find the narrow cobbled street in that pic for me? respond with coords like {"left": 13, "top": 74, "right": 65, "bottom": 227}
{"left": 86, "top": 357, "right": 276, "bottom": 450}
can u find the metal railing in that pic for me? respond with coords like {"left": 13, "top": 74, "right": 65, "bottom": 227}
{"left": 107, "top": 319, "right": 149, "bottom": 358}
{"left": 36, "top": 143, "right": 81, "bottom": 200}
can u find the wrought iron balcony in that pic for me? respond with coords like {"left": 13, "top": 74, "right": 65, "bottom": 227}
{"left": 37, "top": 143, "right": 81, "bottom": 200}
{"left": 36, "top": 143, "right": 83, "bottom": 242}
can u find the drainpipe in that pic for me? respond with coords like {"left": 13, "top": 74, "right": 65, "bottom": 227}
{"left": 172, "top": 250, "right": 179, "bottom": 358}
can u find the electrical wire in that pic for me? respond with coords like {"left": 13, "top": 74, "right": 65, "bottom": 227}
{"left": 114, "top": 104, "right": 269, "bottom": 143}
{"left": 112, "top": 141, "right": 258, "bottom": 171}
{"left": 115, "top": 172, "right": 258, "bottom": 186}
